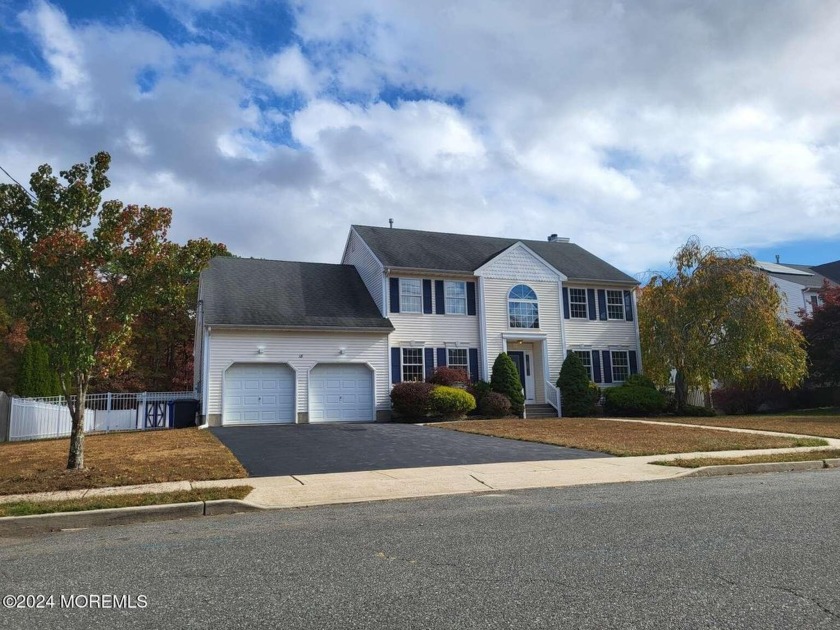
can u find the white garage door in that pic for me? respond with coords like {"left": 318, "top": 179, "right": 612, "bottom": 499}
{"left": 309, "top": 364, "right": 374, "bottom": 423}
{"left": 223, "top": 363, "right": 295, "bottom": 425}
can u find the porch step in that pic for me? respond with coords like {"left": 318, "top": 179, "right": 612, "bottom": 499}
{"left": 525, "top": 404, "right": 558, "bottom": 418}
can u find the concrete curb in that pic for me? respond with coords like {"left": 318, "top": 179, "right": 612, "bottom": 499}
{"left": 0, "top": 499, "right": 263, "bottom": 537}
{"left": 684, "top": 460, "right": 829, "bottom": 477}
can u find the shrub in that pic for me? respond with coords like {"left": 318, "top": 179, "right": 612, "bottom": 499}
{"left": 679, "top": 403, "right": 716, "bottom": 417}
{"left": 467, "top": 380, "right": 492, "bottom": 414}
{"left": 603, "top": 383, "right": 666, "bottom": 417}
{"left": 390, "top": 382, "right": 434, "bottom": 420}
{"left": 490, "top": 353, "right": 524, "bottom": 416}
{"left": 557, "top": 353, "right": 598, "bottom": 417}
{"left": 428, "top": 366, "right": 470, "bottom": 387}
{"left": 429, "top": 386, "right": 476, "bottom": 420}
{"left": 711, "top": 380, "right": 793, "bottom": 415}
{"left": 624, "top": 373, "right": 657, "bottom": 390}
{"left": 480, "top": 391, "right": 512, "bottom": 417}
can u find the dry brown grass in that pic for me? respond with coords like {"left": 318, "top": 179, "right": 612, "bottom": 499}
{"left": 0, "top": 429, "right": 247, "bottom": 495}
{"left": 0, "top": 485, "right": 254, "bottom": 517}
{"left": 655, "top": 449, "right": 840, "bottom": 468}
{"left": 436, "top": 418, "right": 827, "bottom": 456}
{"left": 644, "top": 414, "right": 840, "bottom": 438}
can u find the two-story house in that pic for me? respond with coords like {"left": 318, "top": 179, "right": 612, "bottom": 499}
{"left": 194, "top": 225, "right": 641, "bottom": 426}
{"left": 754, "top": 258, "right": 839, "bottom": 324}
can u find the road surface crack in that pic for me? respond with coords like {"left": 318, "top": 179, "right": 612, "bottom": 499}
{"left": 716, "top": 574, "right": 839, "bottom": 620}
{"left": 469, "top": 474, "right": 495, "bottom": 490}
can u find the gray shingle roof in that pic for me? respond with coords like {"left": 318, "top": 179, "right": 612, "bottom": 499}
{"left": 813, "top": 260, "right": 840, "bottom": 284}
{"left": 200, "top": 257, "right": 393, "bottom": 330}
{"left": 352, "top": 225, "right": 638, "bottom": 285}
{"left": 761, "top": 262, "right": 838, "bottom": 290}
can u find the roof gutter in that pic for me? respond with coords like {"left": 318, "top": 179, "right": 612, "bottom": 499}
{"left": 205, "top": 324, "right": 395, "bottom": 333}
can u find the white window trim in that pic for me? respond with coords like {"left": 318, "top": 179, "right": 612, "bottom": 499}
{"left": 444, "top": 280, "right": 467, "bottom": 316}
{"left": 569, "top": 287, "right": 588, "bottom": 319}
{"left": 508, "top": 285, "right": 540, "bottom": 329}
{"left": 606, "top": 290, "right": 626, "bottom": 320}
{"left": 401, "top": 347, "right": 425, "bottom": 382}
{"left": 611, "top": 350, "right": 630, "bottom": 383}
{"left": 446, "top": 347, "right": 469, "bottom": 373}
{"left": 400, "top": 278, "right": 423, "bottom": 314}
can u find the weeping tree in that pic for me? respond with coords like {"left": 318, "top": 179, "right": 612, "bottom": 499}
{"left": 0, "top": 152, "right": 171, "bottom": 469}
{"left": 639, "top": 237, "right": 807, "bottom": 409}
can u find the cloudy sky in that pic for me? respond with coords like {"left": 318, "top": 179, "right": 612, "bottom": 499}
{"left": 1, "top": 0, "right": 839, "bottom": 276}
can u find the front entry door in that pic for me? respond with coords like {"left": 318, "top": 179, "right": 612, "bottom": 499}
{"left": 507, "top": 350, "right": 536, "bottom": 403}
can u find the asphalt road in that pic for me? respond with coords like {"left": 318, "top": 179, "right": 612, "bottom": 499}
{"left": 1, "top": 470, "right": 839, "bottom": 629}
{"left": 210, "top": 423, "right": 609, "bottom": 476}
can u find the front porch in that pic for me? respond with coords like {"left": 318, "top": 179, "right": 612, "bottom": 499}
{"left": 501, "top": 334, "right": 561, "bottom": 416}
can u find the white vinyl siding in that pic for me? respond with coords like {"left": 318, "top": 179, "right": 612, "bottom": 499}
{"left": 606, "top": 290, "right": 625, "bottom": 320}
{"left": 569, "top": 288, "right": 588, "bottom": 319}
{"left": 444, "top": 281, "right": 467, "bottom": 315}
{"left": 205, "top": 329, "right": 389, "bottom": 417}
{"left": 342, "top": 228, "right": 385, "bottom": 314}
{"left": 563, "top": 285, "right": 638, "bottom": 353}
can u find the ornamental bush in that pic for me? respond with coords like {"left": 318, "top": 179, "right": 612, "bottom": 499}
{"left": 490, "top": 353, "right": 524, "bottom": 416}
{"left": 480, "top": 391, "right": 512, "bottom": 417}
{"left": 467, "top": 380, "right": 492, "bottom": 415}
{"left": 390, "top": 382, "right": 434, "bottom": 420}
{"left": 429, "top": 386, "right": 476, "bottom": 420}
{"left": 428, "top": 366, "right": 470, "bottom": 387}
{"left": 556, "top": 353, "right": 598, "bottom": 417}
{"left": 603, "top": 381, "right": 666, "bottom": 417}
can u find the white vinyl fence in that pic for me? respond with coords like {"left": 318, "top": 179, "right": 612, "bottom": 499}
{"left": 8, "top": 392, "right": 197, "bottom": 442}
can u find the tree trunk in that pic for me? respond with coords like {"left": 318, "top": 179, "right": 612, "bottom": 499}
{"left": 674, "top": 370, "right": 688, "bottom": 410}
{"left": 66, "top": 387, "right": 86, "bottom": 470}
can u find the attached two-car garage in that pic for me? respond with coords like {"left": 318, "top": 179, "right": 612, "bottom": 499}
{"left": 222, "top": 362, "right": 374, "bottom": 425}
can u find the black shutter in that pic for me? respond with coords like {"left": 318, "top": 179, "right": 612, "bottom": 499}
{"left": 562, "top": 287, "right": 570, "bottom": 319}
{"left": 466, "top": 282, "right": 477, "bottom": 316}
{"left": 389, "top": 278, "right": 400, "bottom": 313}
{"left": 601, "top": 350, "right": 613, "bottom": 384}
{"left": 468, "top": 349, "right": 479, "bottom": 382}
{"left": 592, "top": 351, "right": 602, "bottom": 383}
{"left": 624, "top": 290, "right": 634, "bottom": 321}
{"left": 391, "top": 347, "right": 401, "bottom": 384}
{"left": 629, "top": 351, "right": 638, "bottom": 375}
{"left": 435, "top": 280, "right": 445, "bottom": 314}
{"left": 597, "top": 290, "right": 608, "bottom": 321}
{"left": 422, "top": 279, "right": 433, "bottom": 314}
{"left": 424, "top": 348, "right": 434, "bottom": 379}
{"left": 436, "top": 347, "right": 447, "bottom": 369}
{"left": 587, "top": 289, "right": 596, "bottom": 320}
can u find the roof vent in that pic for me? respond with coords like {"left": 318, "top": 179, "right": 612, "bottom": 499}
{"left": 547, "top": 234, "right": 570, "bottom": 243}
{"left": 775, "top": 254, "right": 780, "bottom": 264}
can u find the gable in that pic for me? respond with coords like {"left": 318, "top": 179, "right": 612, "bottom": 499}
{"left": 474, "top": 242, "right": 565, "bottom": 282}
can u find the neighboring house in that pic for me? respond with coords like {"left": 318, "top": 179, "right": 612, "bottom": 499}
{"left": 194, "top": 225, "right": 641, "bottom": 426}
{"left": 755, "top": 259, "right": 839, "bottom": 324}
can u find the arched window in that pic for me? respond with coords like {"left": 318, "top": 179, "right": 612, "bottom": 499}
{"left": 508, "top": 284, "right": 539, "bottom": 328}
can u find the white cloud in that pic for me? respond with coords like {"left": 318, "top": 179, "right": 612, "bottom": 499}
{"left": 265, "top": 44, "right": 320, "bottom": 97}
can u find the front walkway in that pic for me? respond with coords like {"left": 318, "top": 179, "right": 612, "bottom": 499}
{"left": 2, "top": 419, "right": 838, "bottom": 510}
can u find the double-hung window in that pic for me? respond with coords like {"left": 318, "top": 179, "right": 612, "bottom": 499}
{"left": 400, "top": 279, "right": 422, "bottom": 314}
{"left": 572, "top": 350, "right": 593, "bottom": 381}
{"left": 444, "top": 281, "right": 467, "bottom": 315}
{"left": 401, "top": 348, "right": 424, "bottom": 382}
{"left": 611, "top": 351, "right": 630, "bottom": 382}
{"left": 569, "top": 288, "right": 588, "bottom": 319}
{"left": 606, "top": 290, "right": 625, "bottom": 320}
{"left": 447, "top": 348, "right": 469, "bottom": 372}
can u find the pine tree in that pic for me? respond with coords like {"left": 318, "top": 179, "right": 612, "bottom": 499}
{"left": 490, "top": 353, "right": 524, "bottom": 416}
{"left": 17, "top": 343, "right": 36, "bottom": 397}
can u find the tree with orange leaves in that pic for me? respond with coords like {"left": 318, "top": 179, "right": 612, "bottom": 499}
{"left": 0, "top": 152, "right": 171, "bottom": 469}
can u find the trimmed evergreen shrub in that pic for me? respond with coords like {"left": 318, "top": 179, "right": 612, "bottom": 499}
{"left": 490, "top": 353, "right": 524, "bottom": 416}
{"left": 467, "top": 380, "right": 492, "bottom": 415}
{"left": 480, "top": 391, "right": 512, "bottom": 417}
{"left": 428, "top": 366, "right": 470, "bottom": 387}
{"left": 603, "top": 383, "right": 666, "bottom": 416}
{"left": 429, "top": 386, "right": 476, "bottom": 420}
{"left": 390, "top": 382, "right": 434, "bottom": 420}
{"left": 557, "top": 353, "right": 598, "bottom": 417}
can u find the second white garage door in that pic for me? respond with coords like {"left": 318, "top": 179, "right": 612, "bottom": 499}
{"left": 223, "top": 363, "right": 295, "bottom": 425}
{"left": 309, "top": 364, "right": 374, "bottom": 423}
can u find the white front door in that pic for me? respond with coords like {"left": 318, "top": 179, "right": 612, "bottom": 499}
{"left": 309, "top": 364, "right": 374, "bottom": 423}
{"left": 508, "top": 349, "right": 536, "bottom": 403}
{"left": 223, "top": 363, "right": 295, "bottom": 425}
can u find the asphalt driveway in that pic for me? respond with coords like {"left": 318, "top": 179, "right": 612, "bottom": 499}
{"left": 210, "top": 422, "right": 610, "bottom": 477}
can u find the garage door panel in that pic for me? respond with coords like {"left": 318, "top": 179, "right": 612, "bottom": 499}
{"left": 309, "top": 364, "right": 373, "bottom": 423}
{"left": 224, "top": 363, "right": 295, "bottom": 425}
